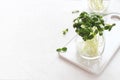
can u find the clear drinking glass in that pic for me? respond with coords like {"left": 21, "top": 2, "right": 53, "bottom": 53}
{"left": 75, "top": 34, "right": 105, "bottom": 60}
{"left": 88, "top": 0, "right": 110, "bottom": 13}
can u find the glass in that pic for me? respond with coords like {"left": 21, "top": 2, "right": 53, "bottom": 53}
{"left": 88, "top": 0, "right": 110, "bottom": 13}
{"left": 75, "top": 34, "right": 105, "bottom": 60}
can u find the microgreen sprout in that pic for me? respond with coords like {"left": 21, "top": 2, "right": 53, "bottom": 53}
{"left": 56, "top": 47, "right": 67, "bottom": 53}
{"left": 73, "top": 11, "right": 116, "bottom": 41}
{"left": 62, "top": 28, "right": 68, "bottom": 35}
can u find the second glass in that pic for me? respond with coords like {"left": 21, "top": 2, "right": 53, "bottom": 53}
{"left": 88, "top": 0, "right": 110, "bottom": 13}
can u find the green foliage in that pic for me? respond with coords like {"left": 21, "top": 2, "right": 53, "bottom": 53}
{"left": 56, "top": 47, "right": 67, "bottom": 53}
{"left": 73, "top": 11, "right": 116, "bottom": 41}
{"left": 63, "top": 28, "right": 68, "bottom": 35}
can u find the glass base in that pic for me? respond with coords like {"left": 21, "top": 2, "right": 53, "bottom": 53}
{"left": 77, "top": 52, "right": 101, "bottom": 60}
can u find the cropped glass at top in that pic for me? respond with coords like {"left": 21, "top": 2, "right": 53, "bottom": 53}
{"left": 88, "top": 0, "right": 110, "bottom": 13}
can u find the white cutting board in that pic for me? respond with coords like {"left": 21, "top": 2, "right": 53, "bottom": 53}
{"left": 58, "top": 14, "right": 120, "bottom": 75}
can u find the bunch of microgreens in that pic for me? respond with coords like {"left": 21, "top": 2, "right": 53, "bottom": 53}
{"left": 56, "top": 11, "right": 115, "bottom": 53}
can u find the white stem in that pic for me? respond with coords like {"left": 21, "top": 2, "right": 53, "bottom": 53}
{"left": 89, "top": 0, "right": 104, "bottom": 11}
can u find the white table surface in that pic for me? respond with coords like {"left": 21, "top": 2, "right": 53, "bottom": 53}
{"left": 0, "top": 0, "right": 120, "bottom": 80}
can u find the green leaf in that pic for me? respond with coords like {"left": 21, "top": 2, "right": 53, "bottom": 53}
{"left": 94, "top": 30, "right": 98, "bottom": 34}
{"left": 62, "top": 47, "right": 67, "bottom": 52}
{"left": 62, "top": 28, "right": 69, "bottom": 35}
{"left": 56, "top": 48, "right": 61, "bottom": 52}
{"left": 88, "top": 34, "right": 94, "bottom": 39}
{"left": 56, "top": 47, "right": 67, "bottom": 53}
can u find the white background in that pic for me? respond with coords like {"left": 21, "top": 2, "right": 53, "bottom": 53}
{"left": 0, "top": 0, "right": 120, "bottom": 80}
